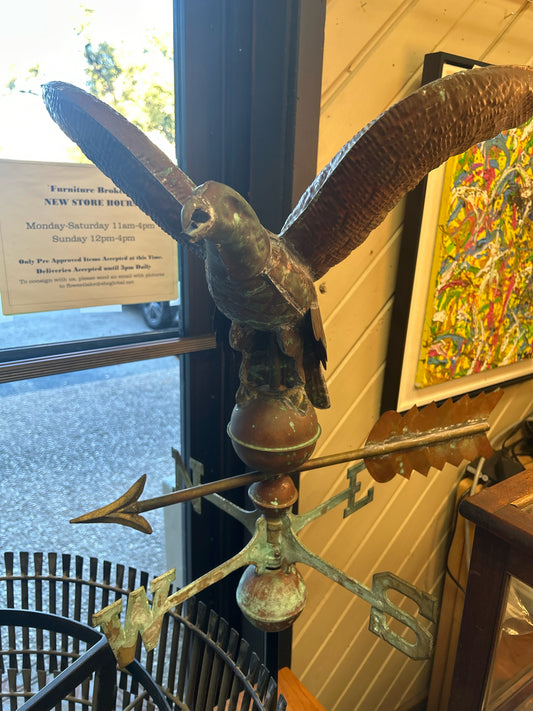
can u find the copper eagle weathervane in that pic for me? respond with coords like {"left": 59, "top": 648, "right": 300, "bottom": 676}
{"left": 43, "top": 64, "right": 533, "bottom": 666}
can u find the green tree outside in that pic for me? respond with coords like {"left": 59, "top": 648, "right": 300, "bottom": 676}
{"left": 3, "top": 4, "right": 174, "bottom": 161}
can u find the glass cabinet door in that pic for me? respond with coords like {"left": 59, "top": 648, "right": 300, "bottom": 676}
{"left": 484, "top": 576, "right": 533, "bottom": 710}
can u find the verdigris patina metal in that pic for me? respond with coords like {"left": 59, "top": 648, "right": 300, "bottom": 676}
{"left": 72, "top": 390, "right": 502, "bottom": 531}
{"left": 91, "top": 468, "right": 437, "bottom": 667}
{"left": 43, "top": 65, "right": 533, "bottom": 664}
{"left": 43, "top": 66, "right": 533, "bottom": 472}
{"left": 73, "top": 391, "right": 502, "bottom": 665}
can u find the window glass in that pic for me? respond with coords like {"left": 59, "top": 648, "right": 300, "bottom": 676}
{"left": 1, "top": 301, "right": 181, "bottom": 351}
{"left": 0, "top": 0, "right": 178, "bottom": 353}
{"left": 0, "top": 0, "right": 183, "bottom": 581}
{"left": 1, "top": 357, "right": 181, "bottom": 575}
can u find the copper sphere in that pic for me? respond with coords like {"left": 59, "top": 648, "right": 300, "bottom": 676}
{"left": 227, "top": 389, "right": 320, "bottom": 473}
{"left": 248, "top": 475, "right": 298, "bottom": 514}
{"left": 236, "top": 564, "right": 307, "bottom": 632}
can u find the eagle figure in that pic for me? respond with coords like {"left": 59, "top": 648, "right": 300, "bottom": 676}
{"left": 43, "top": 66, "right": 533, "bottom": 415}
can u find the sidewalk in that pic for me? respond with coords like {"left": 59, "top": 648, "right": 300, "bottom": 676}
{"left": 0, "top": 356, "right": 181, "bottom": 577}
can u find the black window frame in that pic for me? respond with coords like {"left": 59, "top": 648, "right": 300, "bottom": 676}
{"left": 0, "top": 329, "right": 216, "bottom": 384}
{"left": 0, "top": 0, "right": 326, "bottom": 675}
{"left": 175, "top": 0, "right": 325, "bottom": 672}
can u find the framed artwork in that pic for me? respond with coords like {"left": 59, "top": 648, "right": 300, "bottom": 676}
{"left": 382, "top": 52, "right": 533, "bottom": 412}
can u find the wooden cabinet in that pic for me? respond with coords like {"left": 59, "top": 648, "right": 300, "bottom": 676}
{"left": 448, "top": 467, "right": 533, "bottom": 710}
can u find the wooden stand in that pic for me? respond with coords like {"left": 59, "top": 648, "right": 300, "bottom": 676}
{"left": 278, "top": 668, "right": 326, "bottom": 711}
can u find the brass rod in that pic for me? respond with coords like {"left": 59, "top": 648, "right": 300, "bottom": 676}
{"left": 298, "top": 420, "right": 490, "bottom": 472}
{"left": 131, "top": 419, "right": 490, "bottom": 512}
{"left": 133, "top": 470, "right": 274, "bottom": 513}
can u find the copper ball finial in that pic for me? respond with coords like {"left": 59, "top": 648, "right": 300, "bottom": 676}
{"left": 227, "top": 387, "right": 320, "bottom": 474}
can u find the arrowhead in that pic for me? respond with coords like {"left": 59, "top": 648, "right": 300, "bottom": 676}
{"left": 70, "top": 474, "right": 153, "bottom": 534}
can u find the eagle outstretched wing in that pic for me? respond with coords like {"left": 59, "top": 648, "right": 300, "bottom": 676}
{"left": 43, "top": 66, "right": 533, "bottom": 279}
{"left": 42, "top": 81, "right": 203, "bottom": 259}
{"left": 42, "top": 67, "right": 533, "bottom": 414}
{"left": 280, "top": 64, "right": 533, "bottom": 280}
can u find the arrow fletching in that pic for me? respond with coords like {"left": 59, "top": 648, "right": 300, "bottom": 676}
{"left": 70, "top": 473, "right": 153, "bottom": 534}
{"left": 42, "top": 81, "right": 203, "bottom": 257}
{"left": 364, "top": 390, "right": 503, "bottom": 483}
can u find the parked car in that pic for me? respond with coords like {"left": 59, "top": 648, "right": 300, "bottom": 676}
{"left": 141, "top": 301, "right": 181, "bottom": 329}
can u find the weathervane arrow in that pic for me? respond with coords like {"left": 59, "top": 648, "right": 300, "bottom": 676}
{"left": 71, "top": 474, "right": 154, "bottom": 534}
{"left": 71, "top": 391, "right": 503, "bottom": 532}
{"left": 74, "top": 389, "right": 505, "bottom": 667}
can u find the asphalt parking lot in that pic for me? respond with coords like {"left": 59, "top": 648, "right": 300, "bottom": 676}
{"left": 0, "top": 305, "right": 182, "bottom": 578}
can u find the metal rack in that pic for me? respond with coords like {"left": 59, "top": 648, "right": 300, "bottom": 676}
{"left": 0, "top": 552, "right": 285, "bottom": 710}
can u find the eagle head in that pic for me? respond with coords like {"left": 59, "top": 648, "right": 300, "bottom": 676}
{"left": 181, "top": 181, "right": 271, "bottom": 279}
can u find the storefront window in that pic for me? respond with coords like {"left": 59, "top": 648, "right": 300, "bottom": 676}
{"left": 0, "top": 0, "right": 184, "bottom": 579}
{"left": 1, "top": 358, "right": 181, "bottom": 575}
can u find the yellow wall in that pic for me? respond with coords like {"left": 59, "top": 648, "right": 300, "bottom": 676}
{"left": 292, "top": 2, "right": 533, "bottom": 709}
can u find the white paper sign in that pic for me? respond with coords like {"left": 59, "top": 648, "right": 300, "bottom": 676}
{"left": 0, "top": 159, "right": 178, "bottom": 314}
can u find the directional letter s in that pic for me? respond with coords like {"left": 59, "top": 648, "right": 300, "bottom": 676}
{"left": 368, "top": 572, "right": 438, "bottom": 660}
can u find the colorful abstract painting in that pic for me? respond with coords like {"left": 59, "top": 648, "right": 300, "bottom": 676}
{"left": 416, "top": 118, "right": 533, "bottom": 389}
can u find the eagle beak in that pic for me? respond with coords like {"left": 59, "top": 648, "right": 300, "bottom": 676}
{"left": 181, "top": 197, "right": 213, "bottom": 243}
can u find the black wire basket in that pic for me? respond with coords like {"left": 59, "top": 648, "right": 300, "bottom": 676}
{"left": 0, "top": 552, "right": 286, "bottom": 710}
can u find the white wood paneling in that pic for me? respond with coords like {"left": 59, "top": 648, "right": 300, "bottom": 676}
{"left": 292, "top": 2, "right": 533, "bottom": 709}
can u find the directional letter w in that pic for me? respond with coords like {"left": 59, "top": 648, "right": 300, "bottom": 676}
{"left": 92, "top": 568, "right": 176, "bottom": 667}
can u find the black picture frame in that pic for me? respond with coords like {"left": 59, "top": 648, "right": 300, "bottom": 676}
{"left": 381, "top": 52, "right": 533, "bottom": 412}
